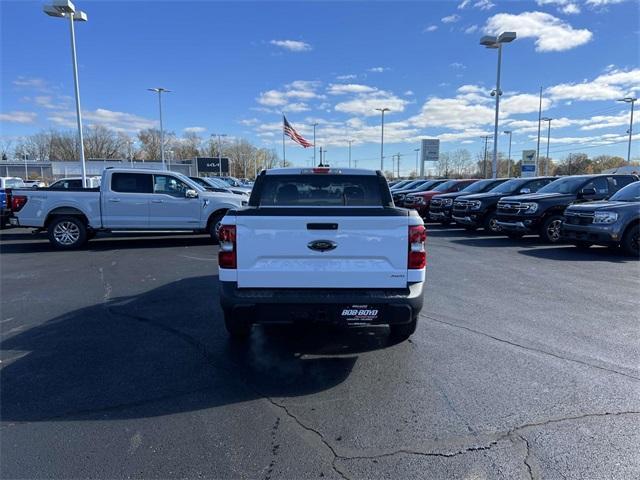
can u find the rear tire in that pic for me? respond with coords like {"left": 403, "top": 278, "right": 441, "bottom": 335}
{"left": 208, "top": 211, "right": 227, "bottom": 242}
{"left": 621, "top": 224, "right": 639, "bottom": 257}
{"left": 47, "top": 216, "right": 87, "bottom": 250}
{"left": 389, "top": 317, "right": 417, "bottom": 343}
{"left": 540, "top": 215, "right": 564, "bottom": 244}
{"left": 224, "top": 312, "right": 252, "bottom": 339}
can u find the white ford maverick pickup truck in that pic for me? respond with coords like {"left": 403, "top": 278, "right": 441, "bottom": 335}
{"left": 9, "top": 168, "right": 245, "bottom": 249}
{"left": 218, "top": 167, "right": 426, "bottom": 342}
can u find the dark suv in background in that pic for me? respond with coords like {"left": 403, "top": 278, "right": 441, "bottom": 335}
{"left": 452, "top": 177, "right": 556, "bottom": 233}
{"left": 392, "top": 179, "right": 446, "bottom": 207}
{"left": 429, "top": 178, "right": 507, "bottom": 225}
{"left": 562, "top": 181, "right": 640, "bottom": 256}
{"left": 496, "top": 174, "right": 638, "bottom": 242}
{"left": 405, "top": 179, "right": 477, "bottom": 217}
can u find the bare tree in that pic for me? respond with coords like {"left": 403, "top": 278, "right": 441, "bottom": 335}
{"left": 84, "top": 125, "right": 129, "bottom": 159}
{"left": 137, "top": 128, "right": 174, "bottom": 161}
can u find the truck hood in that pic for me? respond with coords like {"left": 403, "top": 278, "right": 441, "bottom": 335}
{"left": 408, "top": 190, "right": 440, "bottom": 199}
{"left": 431, "top": 191, "right": 466, "bottom": 200}
{"left": 200, "top": 191, "right": 245, "bottom": 204}
{"left": 566, "top": 200, "right": 640, "bottom": 213}
{"left": 500, "top": 192, "right": 575, "bottom": 202}
{"left": 456, "top": 192, "right": 511, "bottom": 201}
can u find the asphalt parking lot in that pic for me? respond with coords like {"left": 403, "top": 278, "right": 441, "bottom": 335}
{"left": 1, "top": 227, "right": 639, "bottom": 479}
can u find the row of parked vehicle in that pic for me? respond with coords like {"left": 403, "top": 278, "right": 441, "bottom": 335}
{"left": 388, "top": 174, "right": 640, "bottom": 256}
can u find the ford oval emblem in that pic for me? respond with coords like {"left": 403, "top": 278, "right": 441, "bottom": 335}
{"left": 307, "top": 240, "right": 337, "bottom": 252}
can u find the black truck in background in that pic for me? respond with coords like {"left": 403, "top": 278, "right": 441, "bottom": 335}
{"left": 452, "top": 177, "right": 556, "bottom": 233}
{"left": 562, "top": 180, "right": 640, "bottom": 256}
{"left": 496, "top": 174, "right": 638, "bottom": 243}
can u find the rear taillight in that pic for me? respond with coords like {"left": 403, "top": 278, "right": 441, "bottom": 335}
{"left": 11, "top": 194, "right": 28, "bottom": 212}
{"left": 408, "top": 225, "right": 426, "bottom": 269}
{"left": 218, "top": 225, "right": 237, "bottom": 269}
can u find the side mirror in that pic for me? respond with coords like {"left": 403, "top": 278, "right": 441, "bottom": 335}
{"left": 580, "top": 187, "right": 596, "bottom": 197}
{"left": 185, "top": 189, "right": 199, "bottom": 199}
{"left": 519, "top": 188, "right": 531, "bottom": 194}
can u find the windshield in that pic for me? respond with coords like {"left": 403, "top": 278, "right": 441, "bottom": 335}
{"left": 537, "top": 177, "right": 588, "bottom": 194}
{"left": 489, "top": 179, "right": 526, "bottom": 194}
{"left": 5, "top": 178, "right": 24, "bottom": 188}
{"left": 433, "top": 180, "right": 458, "bottom": 192}
{"left": 458, "top": 180, "right": 491, "bottom": 193}
{"left": 390, "top": 180, "right": 412, "bottom": 190}
{"left": 609, "top": 181, "right": 640, "bottom": 202}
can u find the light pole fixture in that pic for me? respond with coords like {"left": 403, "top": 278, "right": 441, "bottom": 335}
{"left": 480, "top": 31, "right": 516, "bottom": 179}
{"left": 43, "top": 0, "right": 88, "bottom": 186}
{"left": 503, "top": 131, "right": 513, "bottom": 178}
{"left": 211, "top": 133, "right": 227, "bottom": 176}
{"left": 347, "top": 139, "right": 353, "bottom": 168}
{"left": 148, "top": 87, "right": 170, "bottom": 168}
{"left": 618, "top": 97, "right": 637, "bottom": 164}
{"left": 375, "top": 107, "right": 390, "bottom": 171}
{"left": 414, "top": 148, "right": 420, "bottom": 176}
{"left": 541, "top": 117, "right": 552, "bottom": 175}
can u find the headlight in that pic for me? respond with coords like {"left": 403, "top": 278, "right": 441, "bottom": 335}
{"left": 593, "top": 211, "right": 618, "bottom": 224}
{"left": 397, "top": 194, "right": 405, "bottom": 200}
{"left": 442, "top": 198, "right": 453, "bottom": 206}
{"left": 415, "top": 197, "right": 425, "bottom": 204}
{"left": 520, "top": 202, "right": 539, "bottom": 214}
{"left": 469, "top": 200, "right": 482, "bottom": 210}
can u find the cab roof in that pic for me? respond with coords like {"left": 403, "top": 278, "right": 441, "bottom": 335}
{"left": 263, "top": 167, "right": 379, "bottom": 176}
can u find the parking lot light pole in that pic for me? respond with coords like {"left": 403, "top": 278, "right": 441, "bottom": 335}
{"left": 43, "top": 0, "right": 88, "bottom": 187}
{"left": 147, "top": 88, "right": 170, "bottom": 168}
{"left": 480, "top": 31, "right": 516, "bottom": 179}
{"left": 503, "top": 131, "right": 513, "bottom": 177}
{"left": 375, "top": 107, "right": 390, "bottom": 171}
{"left": 542, "top": 117, "right": 552, "bottom": 175}
{"left": 211, "top": 133, "right": 227, "bottom": 176}
{"left": 414, "top": 148, "right": 420, "bottom": 176}
{"left": 618, "top": 97, "right": 637, "bottom": 163}
{"left": 347, "top": 139, "right": 353, "bottom": 168}
{"left": 312, "top": 123, "right": 318, "bottom": 167}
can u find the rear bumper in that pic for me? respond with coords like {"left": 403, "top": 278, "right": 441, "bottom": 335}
{"left": 561, "top": 223, "right": 622, "bottom": 244}
{"left": 220, "top": 282, "right": 425, "bottom": 326}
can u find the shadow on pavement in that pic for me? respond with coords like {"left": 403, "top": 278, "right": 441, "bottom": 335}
{"left": 0, "top": 275, "right": 385, "bottom": 423}
{"left": 0, "top": 231, "right": 215, "bottom": 254}
{"left": 518, "top": 245, "right": 635, "bottom": 263}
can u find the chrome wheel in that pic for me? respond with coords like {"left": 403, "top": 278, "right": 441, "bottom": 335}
{"left": 53, "top": 221, "right": 80, "bottom": 246}
{"left": 488, "top": 218, "right": 500, "bottom": 233}
{"left": 547, "top": 219, "right": 562, "bottom": 243}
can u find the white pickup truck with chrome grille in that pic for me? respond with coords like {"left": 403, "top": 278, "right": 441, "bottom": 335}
{"left": 217, "top": 167, "right": 426, "bottom": 342}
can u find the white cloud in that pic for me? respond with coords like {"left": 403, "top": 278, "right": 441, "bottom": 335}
{"left": 0, "top": 111, "right": 38, "bottom": 124}
{"left": 458, "top": 0, "right": 471, "bottom": 8}
{"left": 423, "top": 25, "right": 438, "bottom": 32}
{"left": 328, "top": 84, "right": 377, "bottom": 95}
{"left": 546, "top": 68, "right": 640, "bottom": 101}
{"left": 49, "top": 108, "right": 156, "bottom": 132}
{"left": 12, "top": 77, "right": 49, "bottom": 91}
{"left": 585, "top": 0, "right": 625, "bottom": 6}
{"left": 404, "top": 90, "right": 415, "bottom": 96}
{"left": 474, "top": 0, "right": 495, "bottom": 10}
{"left": 535, "top": 0, "right": 581, "bottom": 14}
{"left": 239, "top": 118, "right": 260, "bottom": 126}
{"left": 464, "top": 25, "right": 479, "bottom": 34}
{"left": 184, "top": 126, "right": 206, "bottom": 134}
{"left": 484, "top": 11, "right": 592, "bottom": 52}
{"left": 269, "top": 39, "right": 312, "bottom": 52}
{"left": 257, "top": 80, "right": 323, "bottom": 107}
{"left": 285, "top": 102, "right": 310, "bottom": 112}
{"left": 450, "top": 62, "right": 466, "bottom": 69}
{"left": 367, "top": 67, "right": 388, "bottom": 73}
{"left": 501, "top": 94, "right": 552, "bottom": 115}
{"left": 442, "top": 14, "right": 461, "bottom": 23}
{"left": 336, "top": 74, "right": 357, "bottom": 80}
{"left": 334, "top": 90, "right": 409, "bottom": 116}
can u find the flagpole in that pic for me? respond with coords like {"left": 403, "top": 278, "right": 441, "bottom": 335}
{"left": 282, "top": 113, "right": 286, "bottom": 167}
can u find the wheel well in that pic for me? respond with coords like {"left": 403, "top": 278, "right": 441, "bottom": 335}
{"left": 207, "top": 209, "right": 228, "bottom": 229}
{"left": 622, "top": 218, "right": 640, "bottom": 239}
{"left": 45, "top": 208, "right": 88, "bottom": 228}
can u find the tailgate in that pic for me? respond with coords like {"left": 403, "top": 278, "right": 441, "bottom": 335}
{"left": 236, "top": 215, "right": 408, "bottom": 288}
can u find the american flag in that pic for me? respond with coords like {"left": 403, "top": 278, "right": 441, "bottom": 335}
{"left": 283, "top": 115, "right": 313, "bottom": 148}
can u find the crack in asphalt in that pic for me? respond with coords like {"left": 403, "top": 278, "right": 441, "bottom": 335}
{"left": 420, "top": 313, "right": 640, "bottom": 382}
{"left": 513, "top": 433, "right": 535, "bottom": 480}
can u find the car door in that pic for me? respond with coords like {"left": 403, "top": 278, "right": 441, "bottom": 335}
{"left": 102, "top": 172, "right": 153, "bottom": 228}
{"left": 148, "top": 174, "right": 202, "bottom": 229}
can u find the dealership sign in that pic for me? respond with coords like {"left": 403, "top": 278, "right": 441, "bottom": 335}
{"left": 521, "top": 150, "right": 536, "bottom": 177}
{"left": 421, "top": 139, "right": 440, "bottom": 163}
{"left": 197, "top": 157, "right": 229, "bottom": 174}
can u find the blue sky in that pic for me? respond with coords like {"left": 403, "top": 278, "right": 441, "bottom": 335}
{"left": 1, "top": 0, "right": 638, "bottom": 171}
